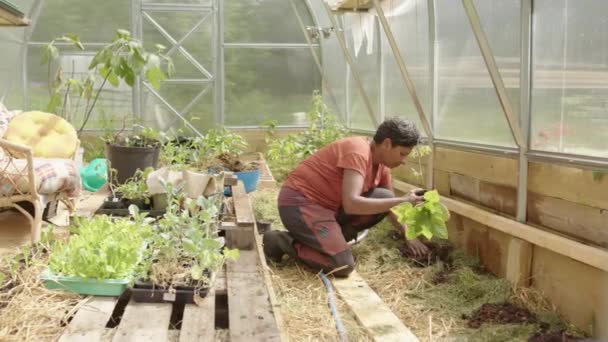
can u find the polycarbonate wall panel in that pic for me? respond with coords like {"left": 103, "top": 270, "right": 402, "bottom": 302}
{"left": 26, "top": 46, "right": 132, "bottom": 130}
{"left": 142, "top": 11, "right": 215, "bottom": 79}
{"left": 142, "top": 82, "right": 214, "bottom": 133}
{"left": 434, "top": 0, "right": 519, "bottom": 146}
{"left": 31, "top": 0, "right": 130, "bottom": 43}
{"left": 531, "top": 1, "right": 608, "bottom": 158}
{"left": 143, "top": 0, "right": 212, "bottom": 4}
{"left": 0, "top": 0, "right": 34, "bottom": 108}
{"left": 224, "top": 48, "right": 320, "bottom": 126}
{"left": 225, "top": 0, "right": 313, "bottom": 44}
{"left": 383, "top": 0, "right": 430, "bottom": 137}
{"left": 344, "top": 14, "right": 378, "bottom": 131}
{"left": 321, "top": 34, "right": 347, "bottom": 122}
{"left": 0, "top": 41, "right": 24, "bottom": 109}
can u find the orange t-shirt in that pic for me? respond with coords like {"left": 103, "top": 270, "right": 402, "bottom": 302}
{"left": 282, "top": 137, "right": 392, "bottom": 212}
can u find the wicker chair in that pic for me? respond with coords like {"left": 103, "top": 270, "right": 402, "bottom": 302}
{"left": 0, "top": 109, "right": 81, "bottom": 243}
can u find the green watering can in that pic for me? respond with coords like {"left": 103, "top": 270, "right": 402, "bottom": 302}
{"left": 80, "top": 158, "right": 108, "bottom": 192}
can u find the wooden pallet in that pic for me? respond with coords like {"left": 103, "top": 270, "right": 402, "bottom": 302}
{"left": 59, "top": 180, "right": 285, "bottom": 341}
{"left": 58, "top": 250, "right": 280, "bottom": 342}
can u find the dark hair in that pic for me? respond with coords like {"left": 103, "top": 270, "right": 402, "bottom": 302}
{"left": 373, "top": 117, "right": 420, "bottom": 147}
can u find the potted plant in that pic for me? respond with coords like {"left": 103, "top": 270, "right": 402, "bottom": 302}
{"left": 132, "top": 192, "right": 239, "bottom": 303}
{"left": 97, "top": 167, "right": 164, "bottom": 216}
{"left": 104, "top": 124, "right": 165, "bottom": 185}
{"left": 194, "top": 127, "right": 260, "bottom": 194}
{"left": 40, "top": 208, "right": 153, "bottom": 296}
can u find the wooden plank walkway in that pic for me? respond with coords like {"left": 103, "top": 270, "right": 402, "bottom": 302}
{"left": 332, "top": 271, "right": 419, "bottom": 342}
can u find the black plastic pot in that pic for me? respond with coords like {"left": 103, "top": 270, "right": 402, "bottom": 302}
{"left": 105, "top": 143, "right": 160, "bottom": 185}
{"left": 95, "top": 195, "right": 164, "bottom": 217}
{"left": 131, "top": 282, "right": 209, "bottom": 304}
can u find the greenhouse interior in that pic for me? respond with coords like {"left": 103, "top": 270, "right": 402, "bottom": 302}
{"left": 0, "top": 0, "right": 606, "bottom": 341}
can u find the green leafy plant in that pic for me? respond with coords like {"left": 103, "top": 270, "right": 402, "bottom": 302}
{"left": 200, "top": 127, "right": 247, "bottom": 157}
{"left": 391, "top": 190, "right": 450, "bottom": 240}
{"left": 41, "top": 29, "right": 173, "bottom": 135}
{"left": 265, "top": 92, "right": 349, "bottom": 181}
{"left": 187, "top": 127, "right": 259, "bottom": 172}
{"left": 137, "top": 187, "right": 239, "bottom": 290}
{"left": 112, "top": 167, "right": 153, "bottom": 202}
{"left": 41, "top": 34, "right": 88, "bottom": 123}
{"left": 49, "top": 211, "right": 152, "bottom": 279}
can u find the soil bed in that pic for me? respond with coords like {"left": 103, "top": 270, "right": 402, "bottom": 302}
{"left": 466, "top": 302, "right": 537, "bottom": 328}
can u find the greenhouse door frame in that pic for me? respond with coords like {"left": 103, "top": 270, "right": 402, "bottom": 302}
{"left": 134, "top": 1, "right": 218, "bottom": 136}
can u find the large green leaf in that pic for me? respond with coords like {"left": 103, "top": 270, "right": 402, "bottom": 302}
{"left": 391, "top": 190, "right": 450, "bottom": 241}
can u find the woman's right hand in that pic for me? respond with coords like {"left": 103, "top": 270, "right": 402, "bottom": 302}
{"left": 402, "top": 189, "right": 425, "bottom": 204}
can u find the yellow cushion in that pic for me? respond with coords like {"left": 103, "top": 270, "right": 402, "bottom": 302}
{"left": 4, "top": 111, "right": 78, "bottom": 159}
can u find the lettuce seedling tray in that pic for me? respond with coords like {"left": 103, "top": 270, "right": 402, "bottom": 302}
{"left": 39, "top": 269, "right": 130, "bottom": 296}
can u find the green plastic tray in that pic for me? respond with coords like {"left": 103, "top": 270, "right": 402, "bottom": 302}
{"left": 39, "top": 269, "right": 130, "bottom": 296}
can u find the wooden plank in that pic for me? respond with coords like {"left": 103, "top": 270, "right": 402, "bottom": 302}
{"left": 232, "top": 181, "right": 254, "bottom": 227}
{"left": 532, "top": 247, "right": 608, "bottom": 338}
{"left": 224, "top": 173, "right": 238, "bottom": 186}
{"left": 433, "top": 169, "right": 451, "bottom": 195}
{"left": 180, "top": 290, "right": 216, "bottom": 342}
{"left": 505, "top": 238, "right": 532, "bottom": 287}
{"left": 228, "top": 250, "right": 260, "bottom": 272}
{"left": 529, "top": 162, "right": 608, "bottom": 209}
{"left": 215, "top": 268, "right": 227, "bottom": 295}
{"left": 434, "top": 147, "right": 518, "bottom": 187}
{"left": 449, "top": 173, "right": 480, "bottom": 202}
{"left": 478, "top": 181, "right": 517, "bottom": 217}
{"left": 462, "top": 217, "right": 489, "bottom": 262}
{"left": 253, "top": 222, "right": 289, "bottom": 342}
{"left": 394, "top": 180, "right": 608, "bottom": 272}
{"left": 112, "top": 301, "right": 172, "bottom": 342}
{"left": 227, "top": 253, "right": 282, "bottom": 342}
{"left": 332, "top": 271, "right": 419, "bottom": 342}
{"left": 528, "top": 192, "right": 608, "bottom": 248}
{"left": 59, "top": 297, "right": 117, "bottom": 342}
{"left": 227, "top": 181, "right": 255, "bottom": 250}
{"left": 446, "top": 213, "right": 464, "bottom": 247}
{"left": 392, "top": 164, "right": 425, "bottom": 188}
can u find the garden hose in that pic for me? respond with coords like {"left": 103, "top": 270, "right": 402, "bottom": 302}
{"left": 319, "top": 272, "right": 348, "bottom": 342}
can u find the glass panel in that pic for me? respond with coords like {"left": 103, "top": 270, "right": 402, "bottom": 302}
{"left": 344, "top": 14, "right": 378, "bottom": 131}
{"left": 531, "top": 0, "right": 608, "bottom": 158}
{"left": 142, "top": 11, "right": 215, "bottom": 79}
{"left": 434, "top": 0, "right": 519, "bottom": 146}
{"left": 142, "top": 83, "right": 214, "bottom": 134}
{"left": 224, "top": 48, "right": 320, "bottom": 126}
{"left": 31, "top": 0, "right": 130, "bottom": 42}
{"left": 225, "top": 0, "right": 313, "bottom": 43}
{"left": 383, "top": 0, "right": 430, "bottom": 137}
